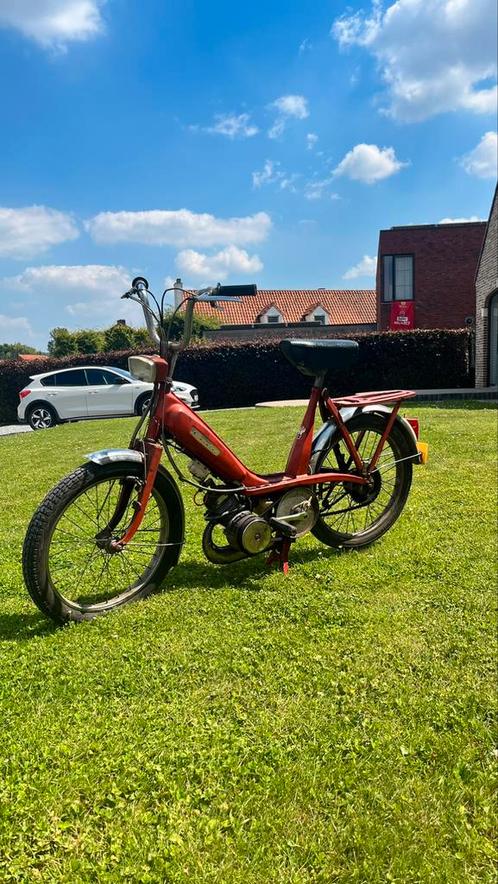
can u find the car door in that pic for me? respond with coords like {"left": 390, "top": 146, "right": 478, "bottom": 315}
{"left": 85, "top": 368, "right": 134, "bottom": 416}
{"left": 42, "top": 369, "right": 89, "bottom": 419}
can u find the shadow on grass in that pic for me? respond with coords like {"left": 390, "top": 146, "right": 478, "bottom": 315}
{"left": 0, "top": 609, "right": 58, "bottom": 642}
{"left": 1, "top": 546, "right": 343, "bottom": 639}
{"left": 166, "top": 544, "right": 342, "bottom": 594}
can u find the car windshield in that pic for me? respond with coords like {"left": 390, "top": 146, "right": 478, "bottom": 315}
{"left": 107, "top": 367, "right": 133, "bottom": 380}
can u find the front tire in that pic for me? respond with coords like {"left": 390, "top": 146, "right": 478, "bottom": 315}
{"left": 23, "top": 461, "right": 183, "bottom": 624}
{"left": 311, "top": 413, "right": 413, "bottom": 549}
{"left": 135, "top": 393, "right": 152, "bottom": 416}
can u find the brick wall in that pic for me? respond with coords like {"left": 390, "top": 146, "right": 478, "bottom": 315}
{"left": 377, "top": 222, "right": 486, "bottom": 331}
{"left": 475, "top": 187, "right": 498, "bottom": 387}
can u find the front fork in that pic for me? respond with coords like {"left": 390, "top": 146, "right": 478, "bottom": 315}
{"left": 109, "top": 381, "right": 166, "bottom": 547}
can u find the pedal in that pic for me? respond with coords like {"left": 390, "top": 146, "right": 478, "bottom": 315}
{"left": 269, "top": 517, "right": 297, "bottom": 540}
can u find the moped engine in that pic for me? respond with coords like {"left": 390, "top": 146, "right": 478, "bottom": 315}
{"left": 202, "top": 491, "right": 272, "bottom": 564}
{"left": 224, "top": 510, "right": 272, "bottom": 555}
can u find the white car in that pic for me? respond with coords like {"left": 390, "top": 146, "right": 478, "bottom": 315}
{"left": 17, "top": 365, "right": 199, "bottom": 430}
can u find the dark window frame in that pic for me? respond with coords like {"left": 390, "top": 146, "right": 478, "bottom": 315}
{"left": 381, "top": 253, "right": 414, "bottom": 302}
{"left": 41, "top": 369, "right": 89, "bottom": 387}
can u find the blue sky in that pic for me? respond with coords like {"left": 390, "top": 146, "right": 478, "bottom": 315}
{"left": 0, "top": 0, "right": 496, "bottom": 350}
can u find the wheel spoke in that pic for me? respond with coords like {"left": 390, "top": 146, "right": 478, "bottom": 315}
{"left": 46, "top": 473, "right": 169, "bottom": 610}
{"left": 314, "top": 419, "right": 408, "bottom": 541}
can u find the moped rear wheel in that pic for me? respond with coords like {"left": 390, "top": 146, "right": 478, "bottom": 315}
{"left": 311, "top": 413, "right": 413, "bottom": 549}
{"left": 23, "top": 462, "right": 183, "bottom": 624}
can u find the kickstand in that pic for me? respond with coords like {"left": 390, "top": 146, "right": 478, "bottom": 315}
{"left": 266, "top": 538, "right": 292, "bottom": 574}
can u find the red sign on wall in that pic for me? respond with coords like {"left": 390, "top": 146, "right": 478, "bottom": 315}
{"left": 390, "top": 300, "right": 415, "bottom": 331}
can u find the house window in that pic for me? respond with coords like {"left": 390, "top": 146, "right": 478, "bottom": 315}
{"left": 267, "top": 315, "right": 279, "bottom": 324}
{"left": 313, "top": 313, "right": 325, "bottom": 325}
{"left": 382, "top": 255, "right": 414, "bottom": 301}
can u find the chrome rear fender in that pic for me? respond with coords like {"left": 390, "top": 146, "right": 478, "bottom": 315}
{"left": 311, "top": 404, "right": 420, "bottom": 470}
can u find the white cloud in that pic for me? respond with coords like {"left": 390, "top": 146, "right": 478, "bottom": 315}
{"left": 299, "top": 38, "right": 312, "bottom": 54}
{"left": 7, "top": 264, "right": 130, "bottom": 294}
{"left": 268, "top": 94, "right": 309, "bottom": 138}
{"left": 0, "top": 264, "right": 144, "bottom": 328}
{"left": 252, "top": 160, "right": 283, "bottom": 188}
{"left": 333, "top": 143, "right": 408, "bottom": 184}
{"left": 205, "top": 113, "right": 259, "bottom": 139}
{"left": 86, "top": 208, "right": 272, "bottom": 247}
{"left": 460, "top": 132, "right": 498, "bottom": 179}
{"left": 0, "top": 205, "right": 79, "bottom": 259}
{"left": 175, "top": 245, "right": 263, "bottom": 282}
{"left": 0, "top": 0, "right": 105, "bottom": 50}
{"left": 332, "top": 0, "right": 497, "bottom": 122}
{"left": 343, "top": 255, "right": 377, "bottom": 279}
{"left": 252, "top": 161, "right": 299, "bottom": 193}
{"left": 439, "top": 215, "right": 484, "bottom": 223}
{"left": 0, "top": 314, "right": 34, "bottom": 338}
{"left": 304, "top": 177, "right": 341, "bottom": 201}
{"left": 306, "top": 133, "right": 319, "bottom": 150}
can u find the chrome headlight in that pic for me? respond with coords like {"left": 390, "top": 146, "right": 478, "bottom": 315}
{"left": 128, "top": 356, "right": 157, "bottom": 383}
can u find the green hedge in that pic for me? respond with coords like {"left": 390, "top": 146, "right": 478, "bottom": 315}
{"left": 0, "top": 329, "right": 472, "bottom": 424}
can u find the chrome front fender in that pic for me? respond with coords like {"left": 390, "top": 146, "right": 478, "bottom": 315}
{"left": 84, "top": 448, "right": 144, "bottom": 466}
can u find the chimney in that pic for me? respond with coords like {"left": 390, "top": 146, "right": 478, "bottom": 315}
{"left": 173, "top": 277, "right": 184, "bottom": 308}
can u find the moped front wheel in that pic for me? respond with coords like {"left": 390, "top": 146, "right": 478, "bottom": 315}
{"left": 23, "top": 461, "right": 184, "bottom": 624}
{"left": 311, "top": 413, "right": 413, "bottom": 549}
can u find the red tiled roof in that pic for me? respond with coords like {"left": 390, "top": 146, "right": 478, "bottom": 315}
{"left": 18, "top": 354, "right": 44, "bottom": 362}
{"left": 186, "top": 289, "right": 376, "bottom": 326}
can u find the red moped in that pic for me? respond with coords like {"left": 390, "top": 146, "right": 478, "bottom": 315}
{"left": 23, "top": 278, "right": 427, "bottom": 624}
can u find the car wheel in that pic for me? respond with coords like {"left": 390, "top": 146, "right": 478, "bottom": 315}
{"left": 27, "top": 404, "right": 57, "bottom": 430}
{"left": 135, "top": 393, "right": 152, "bottom": 416}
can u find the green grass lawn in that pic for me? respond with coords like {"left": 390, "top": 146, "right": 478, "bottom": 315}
{"left": 0, "top": 403, "right": 496, "bottom": 883}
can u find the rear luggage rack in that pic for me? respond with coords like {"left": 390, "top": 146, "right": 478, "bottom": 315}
{"left": 331, "top": 389, "right": 416, "bottom": 407}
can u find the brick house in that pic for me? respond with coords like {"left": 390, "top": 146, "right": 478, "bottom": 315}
{"left": 175, "top": 281, "right": 376, "bottom": 341}
{"left": 475, "top": 186, "right": 498, "bottom": 387}
{"left": 376, "top": 221, "right": 487, "bottom": 331}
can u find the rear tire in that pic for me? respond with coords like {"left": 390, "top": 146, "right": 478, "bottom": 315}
{"left": 23, "top": 461, "right": 183, "bottom": 624}
{"left": 26, "top": 403, "right": 58, "bottom": 430}
{"left": 311, "top": 413, "right": 413, "bottom": 549}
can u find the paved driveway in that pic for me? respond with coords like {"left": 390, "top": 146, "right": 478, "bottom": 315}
{"left": 0, "top": 425, "right": 32, "bottom": 437}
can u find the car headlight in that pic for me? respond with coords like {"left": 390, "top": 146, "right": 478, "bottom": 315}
{"left": 128, "top": 356, "right": 157, "bottom": 383}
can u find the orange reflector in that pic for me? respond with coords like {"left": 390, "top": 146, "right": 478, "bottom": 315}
{"left": 417, "top": 441, "right": 429, "bottom": 464}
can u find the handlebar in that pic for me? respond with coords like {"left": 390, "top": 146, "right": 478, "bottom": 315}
{"left": 121, "top": 276, "right": 258, "bottom": 360}
{"left": 214, "top": 284, "right": 257, "bottom": 298}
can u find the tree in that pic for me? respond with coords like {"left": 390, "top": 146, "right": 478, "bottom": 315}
{"left": 133, "top": 327, "right": 152, "bottom": 349}
{"left": 48, "top": 328, "right": 77, "bottom": 357}
{"left": 74, "top": 329, "right": 105, "bottom": 354}
{"left": 104, "top": 323, "right": 136, "bottom": 352}
{"left": 0, "top": 342, "right": 41, "bottom": 360}
{"left": 161, "top": 311, "right": 220, "bottom": 342}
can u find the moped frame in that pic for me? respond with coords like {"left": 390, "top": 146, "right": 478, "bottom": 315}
{"left": 118, "top": 354, "right": 415, "bottom": 547}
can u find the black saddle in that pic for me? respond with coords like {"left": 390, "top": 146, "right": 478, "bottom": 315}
{"left": 279, "top": 338, "right": 359, "bottom": 378}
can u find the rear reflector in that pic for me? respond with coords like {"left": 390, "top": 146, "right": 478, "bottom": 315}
{"left": 19, "top": 389, "right": 31, "bottom": 400}
{"left": 406, "top": 418, "right": 419, "bottom": 439}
